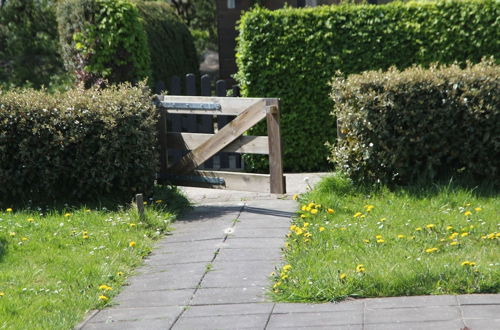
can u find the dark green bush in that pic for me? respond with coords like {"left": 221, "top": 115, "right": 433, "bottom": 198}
{"left": 236, "top": 0, "right": 499, "bottom": 172}
{"left": 133, "top": 0, "right": 199, "bottom": 85}
{"left": 0, "top": 83, "right": 158, "bottom": 202}
{"left": 57, "top": 0, "right": 151, "bottom": 87}
{"left": 329, "top": 60, "right": 500, "bottom": 185}
{"left": 0, "top": 0, "right": 67, "bottom": 89}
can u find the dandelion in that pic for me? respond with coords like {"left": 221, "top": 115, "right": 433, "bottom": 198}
{"left": 98, "top": 295, "right": 109, "bottom": 301}
{"left": 426, "top": 224, "right": 435, "bottom": 229}
{"left": 416, "top": 227, "right": 422, "bottom": 231}
{"left": 364, "top": 205, "right": 375, "bottom": 212}
{"left": 449, "top": 232, "right": 459, "bottom": 239}
{"left": 474, "top": 207, "right": 481, "bottom": 212}
{"left": 308, "top": 202, "right": 315, "bottom": 209}
{"left": 310, "top": 209, "right": 318, "bottom": 215}
{"left": 273, "top": 281, "right": 282, "bottom": 288}
{"left": 9, "top": 232, "right": 16, "bottom": 237}
{"left": 461, "top": 261, "right": 476, "bottom": 267}
{"left": 0, "top": 292, "right": 4, "bottom": 297}
{"left": 290, "top": 225, "right": 297, "bottom": 231}
{"left": 300, "top": 214, "right": 307, "bottom": 218}
{"left": 64, "top": 213, "right": 71, "bottom": 217}
{"left": 27, "top": 218, "right": 34, "bottom": 223}
{"left": 397, "top": 234, "right": 406, "bottom": 239}
{"left": 327, "top": 208, "right": 334, "bottom": 214}
{"left": 292, "top": 194, "right": 299, "bottom": 201}
{"left": 99, "top": 285, "right": 112, "bottom": 291}
{"left": 425, "top": 247, "right": 438, "bottom": 253}
{"left": 319, "top": 227, "right": 325, "bottom": 232}
{"left": 340, "top": 227, "right": 347, "bottom": 231}
{"left": 21, "top": 237, "right": 28, "bottom": 241}
{"left": 301, "top": 205, "right": 307, "bottom": 211}
{"left": 303, "top": 222, "right": 310, "bottom": 227}
{"left": 281, "top": 274, "right": 289, "bottom": 280}
{"left": 355, "top": 264, "right": 365, "bottom": 273}
{"left": 460, "top": 232, "right": 469, "bottom": 237}
{"left": 446, "top": 226, "right": 453, "bottom": 230}
{"left": 363, "top": 239, "right": 370, "bottom": 243}
{"left": 353, "top": 212, "right": 363, "bottom": 218}
{"left": 282, "top": 264, "right": 292, "bottom": 272}
{"left": 6, "top": 208, "right": 12, "bottom": 212}
{"left": 143, "top": 201, "right": 148, "bottom": 205}
{"left": 129, "top": 241, "right": 136, "bottom": 247}
{"left": 450, "top": 241, "right": 459, "bottom": 246}
{"left": 129, "top": 223, "right": 136, "bottom": 228}
{"left": 380, "top": 218, "right": 387, "bottom": 222}
{"left": 376, "top": 239, "right": 385, "bottom": 243}
{"left": 464, "top": 211, "right": 472, "bottom": 216}
{"left": 83, "top": 234, "right": 90, "bottom": 239}
{"left": 304, "top": 232, "right": 312, "bottom": 238}
{"left": 294, "top": 227, "right": 303, "bottom": 235}
{"left": 117, "top": 272, "right": 124, "bottom": 276}
{"left": 339, "top": 273, "right": 347, "bottom": 280}
{"left": 85, "top": 209, "right": 91, "bottom": 213}
{"left": 375, "top": 235, "right": 383, "bottom": 239}
{"left": 155, "top": 200, "right": 162, "bottom": 204}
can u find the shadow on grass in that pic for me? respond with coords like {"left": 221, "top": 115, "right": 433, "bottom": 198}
{"left": 315, "top": 173, "right": 499, "bottom": 199}
{"left": 0, "top": 185, "right": 191, "bottom": 216}
{"left": 0, "top": 237, "right": 6, "bottom": 263}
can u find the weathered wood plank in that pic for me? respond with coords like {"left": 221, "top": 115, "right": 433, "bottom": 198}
{"left": 159, "top": 96, "right": 270, "bottom": 115}
{"left": 168, "top": 99, "right": 267, "bottom": 174}
{"left": 165, "top": 171, "right": 274, "bottom": 193}
{"left": 266, "top": 100, "right": 286, "bottom": 194}
{"left": 167, "top": 132, "right": 269, "bottom": 154}
{"left": 156, "top": 95, "right": 168, "bottom": 178}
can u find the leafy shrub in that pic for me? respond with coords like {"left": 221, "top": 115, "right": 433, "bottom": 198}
{"left": 0, "top": 0, "right": 67, "bottom": 89}
{"left": 133, "top": 0, "right": 199, "bottom": 86}
{"left": 236, "top": 0, "right": 499, "bottom": 172}
{"left": 0, "top": 83, "right": 158, "bottom": 202}
{"left": 329, "top": 60, "right": 499, "bottom": 185}
{"left": 57, "top": 0, "right": 151, "bottom": 87}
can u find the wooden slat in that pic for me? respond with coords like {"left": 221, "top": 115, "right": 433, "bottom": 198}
{"left": 167, "top": 171, "right": 274, "bottom": 193}
{"left": 167, "top": 132, "right": 269, "bottom": 154}
{"left": 168, "top": 99, "right": 267, "bottom": 174}
{"left": 266, "top": 100, "right": 286, "bottom": 194}
{"left": 159, "top": 96, "right": 269, "bottom": 115}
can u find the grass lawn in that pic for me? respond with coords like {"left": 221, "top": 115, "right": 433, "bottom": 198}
{"left": 272, "top": 174, "right": 499, "bottom": 302}
{"left": 0, "top": 186, "right": 189, "bottom": 329}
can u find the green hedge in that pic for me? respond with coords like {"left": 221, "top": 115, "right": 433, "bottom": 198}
{"left": 236, "top": 0, "right": 499, "bottom": 172}
{"left": 0, "top": 83, "right": 158, "bottom": 202}
{"left": 0, "top": 0, "right": 67, "bottom": 89}
{"left": 133, "top": 0, "right": 199, "bottom": 86}
{"left": 329, "top": 60, "right": 500, "bottom": 185}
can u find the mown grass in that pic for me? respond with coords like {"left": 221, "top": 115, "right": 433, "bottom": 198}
{"left": 271, "top": 174, "right": 499, "bottom": 302}
{"left": 0, "top": 186, "right": 189, "bottom": 329}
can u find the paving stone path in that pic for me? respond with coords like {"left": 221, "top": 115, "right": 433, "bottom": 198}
{"left": 80, "top": 196, "right": 500, "bottom": 330}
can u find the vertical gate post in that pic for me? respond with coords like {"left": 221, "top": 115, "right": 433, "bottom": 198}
{"left": 156, "top": 95, "right": 168, "bottom": 182}
{"left": 266, "top": 99, "right": 285, "bottom": 194}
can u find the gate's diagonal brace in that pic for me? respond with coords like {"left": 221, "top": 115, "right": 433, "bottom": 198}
{"left": 168, "top": 99, "right": 266, "bottom": 175}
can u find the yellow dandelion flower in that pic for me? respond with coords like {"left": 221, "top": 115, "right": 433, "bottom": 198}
{"left": 376, "top": 239, "right": 385, "bottom": 243}
{"left": 310, "top": 209, "right": 318, "bottom": 215}
{"left": 449, "top": 232, "right": 458, "bottom": 239}
{"left": 474, "top": 207, "right": 481, "bottom": 212}
{"left": 143, "top": 201, "right": 148, "bottom": 205}
{"left": 425, "top": 247, "right": 438, "bottom": 253}
{"left": 327, "top": 208, "right": 335, "bottom": 214}
{"left": 83, "top": 234, "right": 90, "bottom": 239}
{"left": 99, "top": 285, "right": 112, "bottom": 291}
{"left": 397, "top": 234, "right": 406, "bottom": 239}
{"left": 129, "top": 223, "right": 136, "bottom": 228}
{"left": 319, "top": 227, "right": 325, "bottom": 232}
{"left": 294, "top": 227, "right": 303, "bottom": 235}
{"left": 426, "top": 224, "right": 435, "bottom": 229}
{"left": 339, "top": 273, "right": 347, "bottom": 280}
{"left": 301, "top": 205, "right": 307, "bottom": 211}
{"left": 282, "top": 264, "right": 292, "bottom": 272}
{"left": 308, "top": 202, "right": 315, "bottom": 208}
{"left": 469, "top": 225, "right": 474, "bottom": 229}
{"left": 273, "top": 281, "right": 282, "bottom": 288}
{"left": 360, "top": 214, "right": 366, "bottom": 218}
{"left": 450, "top": 241, "right": 459, "bottom": 246}
{"left": 129, "top": 241, "right": 136, "bottom": 247}
{"left": 304, "top": 232, "right": 312, "bottom": 238}
{"left": 363, "top": 239, "right": 370, "bottom": 243}
{"left": 415, "top": 227, "right": 422, "bottom": 231}
{"left": 364, "top": 205, "right": 375, "bottom": 212}
{"left": 292, "top": 194, "right": 299, "bottom": 201}
{"left": 496, "top": 233, "right": 500, "bottom": 238}
{"left": 64, "top": 213, "right": 71, "bottom": 217}
{"left": 353, "top": 212, "right": 363, "bottom": 218}
{"left": 6, "top": 208, "right": 12, "bottom": 212}
{"left": 98, "top": 295, "right": 109, "bottom": 301}
{"left": 340, "top": 227, "right": 347, "bottom": 231}
{"left": 315, "top": 204, "right": 322, "bottom": 209}
{"left": 446, "top": 226, "right": 453, "bottom": 230}
{"left": 0, "top": 292, "right": 4, "bottom": 297}
{"left": 27, "top": 218, "right": 34, "bottom": 223}
{"left": 486, "top": 233, "right": 495, "bottom": 239}
{"left": 375, "top": 235, "right": 383, "bottom": 239}
{"left": 21, "top": 237, "right": 28, "bottom": 241}
{"left": 460, "top": 232, "right": 469, "bottom": 237}
{"left": 304, "top": 238, "right": 310, "bottom": 243}
{"left": 280, "top": 274, "right": 289, "bottom": 280}
{"left": 464, "top": 211, "right": 472, "bottom": 216}
{"left": 117, "top": 272, "right": 124, "bottom": 276}
{"left": 290, "top": 225, "right": 297, "bottom": 231}
{"left": 303, "top": 222, "right": 310, "bottom": 227}
{"left": 461, "top": 261, "right": 476, "bottom": 267}
{"left": 300, "top": 214, "right": 307, "bottom": 218}
{"left": 355, "top": 264, "right": 365, "bottom": 273}
{"left": 380, "top": 218, "right": 387, "bottom": 222}
{"left": 85, "top": 209, "right": 91, "bottom": 213}
{"left": 9, "top": 232, "right": 16, "bottom": 237}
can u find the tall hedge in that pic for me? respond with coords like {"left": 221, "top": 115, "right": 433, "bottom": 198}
{"left": 0, "top": 0, "right": 66, "bottom": 89}
{"left": 236, "top": 0, "right": 499, "bottom": 172}
{"left": 330, "top": 61, "right": 500, "bottom": 185}
{"left": 0, "top": 83, "right": 158, "bottom": 202}
{"left": 133, "top": 0, "right": 199, "bottom": 85}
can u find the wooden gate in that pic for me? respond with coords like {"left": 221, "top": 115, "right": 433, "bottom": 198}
{"left": 155, "top": 95, "right": 286, "bottom": 194}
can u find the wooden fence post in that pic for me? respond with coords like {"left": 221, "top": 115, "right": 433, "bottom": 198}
{"left": 157, "top": 95, "right": 168, "bottom": 182}
{"left": 266, "top": 99, "right": 285, "bottom": 194}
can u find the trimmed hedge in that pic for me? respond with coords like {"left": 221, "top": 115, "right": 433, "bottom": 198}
{"left": 330, "top": 60, "right": 500, "bottom": 185}
{"left": 133, "top": 0, "right": 199, "bottom": 85}
{"left": 0, "top": 83, "right": 158, "bottom": 202}
{"left": 236, "top": 0, "right": 500, "bottom": 172}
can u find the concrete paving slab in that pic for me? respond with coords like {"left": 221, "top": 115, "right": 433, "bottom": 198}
{"left": 267, "top": 311, "right": 363, "bottom": 327}
{"left": 146, "top": 248, "right": 215, "bottom": 264}
{"left": 457, "top": 293, "right": 500, "bottom": 305}
{"left": 227, "top": 227, "right": 288, "bottom": 239}
{"left": 172, "top": 313, "right": 269, "bottom": 330}
{"left": 113, "top": 288, "right": 193, "bottom": 308}
{"left": 182, "top": 303, "right": 274, "bottom": 318}
{"left": 461, "top": 304, "right": 500, "bottom": 319}
{"left": 364, "top": 295, "right": 458, "bottom": 309}
{"left": 83, "top": 317, "right": 170, "bottom": 330}
{"left": 191, "top": 287, "right": 267, "bottom": 305}
{"left": 124, "top": 269, "right": 202, "bottom": 291}
{"left": 223, "top": 237, "right": 285, "bottom": 250}
{"left": 215, "top": 247, "right": 283, "bottom": 262}
{"left": 463, "top": 318, "right": 500, "bottom": 330}
{"left": 137, "top": 260, "right": 208, "bottom": 276}
{"left": 364, "top": 306, "right": 461, "bottom": 324}
{"left": 273, "top": 301, "right": 363, "bottom": 314}
{"left": 364, "top": 320, "right": 466, "bottom": 330}
{"left": 88, "top": 306, "right": 182, "bottom": 323}
{"left": 267, "top": 326, "right": 363, "bottom": 330}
